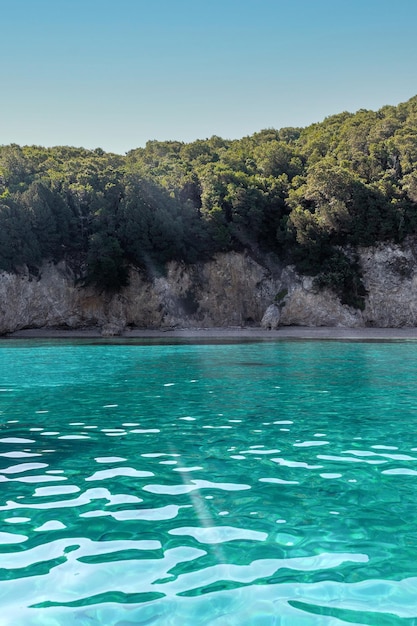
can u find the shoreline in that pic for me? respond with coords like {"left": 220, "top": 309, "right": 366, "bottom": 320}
{"left": 3, "top": 325, "right": 417, "bottom": 341}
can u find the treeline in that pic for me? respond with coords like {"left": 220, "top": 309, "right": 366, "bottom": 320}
{"left": 2, "top": 95, "right": 417, "bottom": 307}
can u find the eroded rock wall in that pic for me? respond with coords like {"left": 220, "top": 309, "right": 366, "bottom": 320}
{"left": 0, "top": 253, "right": 279, "bottom": 334}
{"left": 1, "top": 241, "right": 417, "bottom": 334}
{"left": 359, "top": 240, "right": 417, "bottom": 327}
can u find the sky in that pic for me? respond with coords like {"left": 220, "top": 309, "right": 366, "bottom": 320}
{"left": 1, "top": 0, "right": 417, "bottom": 154}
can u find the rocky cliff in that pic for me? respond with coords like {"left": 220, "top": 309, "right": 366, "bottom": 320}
{"left": 1, "top": 240, "right": 417, "bottom": 335}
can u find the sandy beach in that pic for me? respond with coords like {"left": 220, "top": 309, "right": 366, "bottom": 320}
{"left": 4, "top": 326, "right": 417, "bottom": 341}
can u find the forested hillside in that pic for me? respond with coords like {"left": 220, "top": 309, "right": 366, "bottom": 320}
{"left": 2, "top": 96, "right": 417, "bottom": 308}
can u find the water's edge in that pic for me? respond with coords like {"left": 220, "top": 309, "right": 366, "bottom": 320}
{"left": 4, "top": 325, "right": 417, "bottom": 341}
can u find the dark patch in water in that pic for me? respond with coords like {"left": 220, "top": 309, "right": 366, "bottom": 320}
{"left": 238, "top": 362, "right": 270, "bottom": 367}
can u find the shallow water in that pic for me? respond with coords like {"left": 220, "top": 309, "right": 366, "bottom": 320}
{"left": 1, "top": 339, "right": 417, "bottom": 625}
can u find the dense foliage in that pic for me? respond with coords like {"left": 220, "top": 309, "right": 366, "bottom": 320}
{"left": 2, "top": 96, "right": 417, "bottom": 306}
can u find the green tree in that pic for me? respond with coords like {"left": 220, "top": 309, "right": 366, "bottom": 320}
{"left": 86, "top": 232, "right": 128, "bottom": 291}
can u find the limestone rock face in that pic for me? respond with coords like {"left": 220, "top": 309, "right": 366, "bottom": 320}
{"left": 279, "top": 270, "right": 363, "bottom": 328}
{"left": 0, "top": 253, "right": 280, "bottom": 334}
{"left": 0, "top": 263, "right": 83, "bottom": 334}
{"left": 121, "top": 252, "right": 280, "bottom": 329}
{"left": 359, "top": 239, "right": 417, "bottom": 327}
{"left": 2, "top": 240, "right": 417, "bottom": 334}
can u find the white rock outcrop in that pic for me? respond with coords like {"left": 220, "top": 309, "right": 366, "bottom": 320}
{"left": 2, "top": 240, "right": 417, "bottom": 334}
{"left": 359, "top": 240, "right": 417, "bottom": 327}
{"left": 261, "top": 304, "right": 281, "bottom": 329}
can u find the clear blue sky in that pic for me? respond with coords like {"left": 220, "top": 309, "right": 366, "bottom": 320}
{"left": 1, "top": 0, "right": 416, "bottom": 154}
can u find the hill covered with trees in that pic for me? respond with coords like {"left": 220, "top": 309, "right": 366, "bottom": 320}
{"left": 2, "top": 95, "right": 417, "bottom": 308}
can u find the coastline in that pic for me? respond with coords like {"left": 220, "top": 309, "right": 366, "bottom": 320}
{"left": 4, "top": 326, "right": 417, "bottom": 341}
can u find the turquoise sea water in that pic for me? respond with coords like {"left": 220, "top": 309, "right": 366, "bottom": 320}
{"left": 1, "top": 339, "right": 417, "bottom": 625}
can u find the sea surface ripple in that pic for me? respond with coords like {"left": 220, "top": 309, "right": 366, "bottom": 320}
{"left": 1, "top": 339, "right": 417, "bottom": 625}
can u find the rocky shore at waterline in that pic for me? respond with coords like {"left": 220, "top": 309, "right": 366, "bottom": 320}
{"left": 2, "top": 240, "right": 417, "bottom": 337}
{"left": 6, "top": 326, "right": 417, "bottom": 341}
